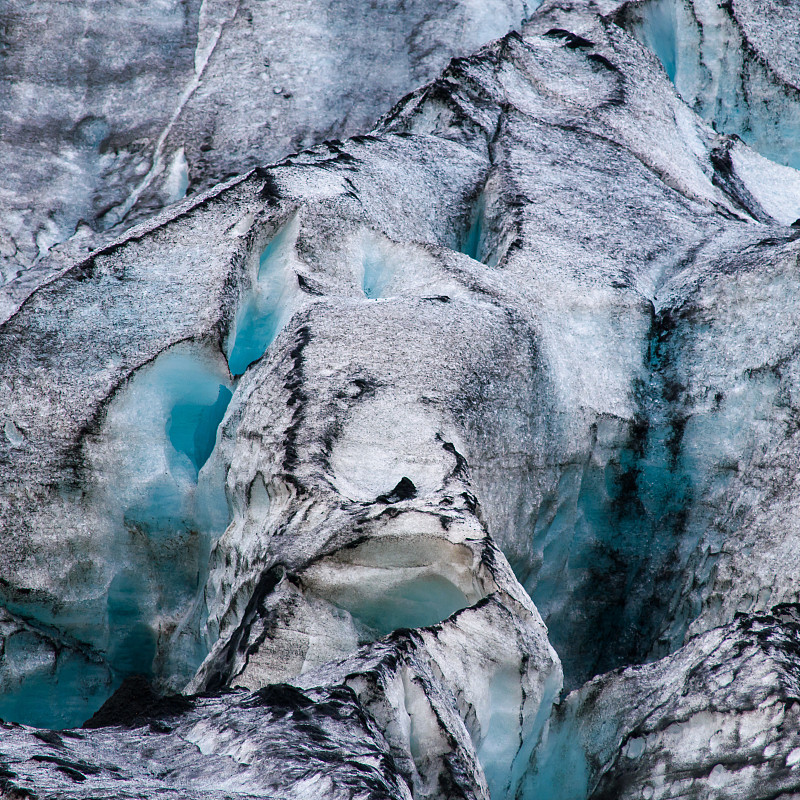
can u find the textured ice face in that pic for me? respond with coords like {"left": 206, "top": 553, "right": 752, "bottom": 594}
{"left": 0, "top": 0, "right": 533, "bottom": 290}
{"left": 528, "top": 607, "right": 800, "bottom": 800}
{"left": 0, "top": 610, "right": 113, "bottom": 731}
{"left": 0, "top": 342, "right": 235, "bottom": 728}
{"left": 619, "top": 0, "right": 800, "bottom": 169}
{"left": 3, "top": 0, "right": 800, "bottom": 797}
{"left": 88, "top": 343, "right": 234, "bottom": 682}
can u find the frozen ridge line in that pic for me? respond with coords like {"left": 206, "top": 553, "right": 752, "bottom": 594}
{"left": 2, "top": 0, "right": 800, "bottom": 798}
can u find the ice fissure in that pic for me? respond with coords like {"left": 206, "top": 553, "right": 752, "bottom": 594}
{"left": 2, "top": 0, "right": 800, "bottom": 798}
{"left": 616, "top": 0, "right": 800, "bottom": 170}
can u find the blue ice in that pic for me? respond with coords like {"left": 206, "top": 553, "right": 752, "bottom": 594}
{"left": 362, "top": 250, "right": 393, "bottom": 299}
{"left": 461, "top": 195, "right": 486, "bottom": 262}
{"left": 0, "top": 630, "right": 112, "bottom": 730}
{"left": 168, "top": 384, "right": 233, "bottom": 476}
{"left": 339, "top": 575, "right": 470, "bottom": 636}
{"left": 631, "top": 0, "right": 800, "bottom": 169}
{"left": 0, "top": 345, "right": 234, "bottom": 729}
{"left": 227, "top": 221, "right": 297, "bottom": 375}
{"left": 638, "top": 2, "right": 677, "bottom": 82}
{"left": 520, "top": 711, "right": 591, "bottom": 800}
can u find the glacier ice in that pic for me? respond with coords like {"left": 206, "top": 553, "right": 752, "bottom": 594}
{"left": 619, "top": 0, "right": 800, "bottom": 169}
{"left": 460, "top": 194, "right": 487, "bottom": 263}
{"left": 163, "top": 148, "right": 190, "bottom": 206}
{"left": 527, "top": 606, "right": 800, "bottom": 799}
{"left": 360, "top": 231, "right": 409, "bottom": 300}
{"left": 0, "top": 610, "right": 112, "bottom": 731}
{"left": 227, "top": 214, "right": 301, "bottom": 375}
{"left": 0, "top": 0, "right": 532, "bottom": 295}
{"left": 0, "top": 342, "right": 235, "bottom": 727}
{"left": 2, "top": 0, "right": 800, "bottom": 798}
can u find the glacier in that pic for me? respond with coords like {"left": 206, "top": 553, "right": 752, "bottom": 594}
{"left": 2, "top": 0, "right": 800, "bottom": 798}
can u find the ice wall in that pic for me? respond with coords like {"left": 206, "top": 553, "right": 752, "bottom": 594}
{"left": 620, "top": 0, "right": 800, "bottom": 169}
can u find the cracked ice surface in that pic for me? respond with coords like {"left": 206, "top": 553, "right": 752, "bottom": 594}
{"left": 617, "top": 0, "right": 800, "bottom": 170}
{"left": 0, "top": 0, "right": 534, "bottom": 293}
{"left": 3, "top": 0, "right": 800, "bottom": 798}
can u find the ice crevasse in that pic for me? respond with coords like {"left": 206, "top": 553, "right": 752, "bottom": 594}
{"left": 2, "top": 0, "right": 800, "bottom": 799}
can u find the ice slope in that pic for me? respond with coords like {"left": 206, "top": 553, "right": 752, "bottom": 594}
{"left": 2, "top": 0, "right": 800, "bottom": 798}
